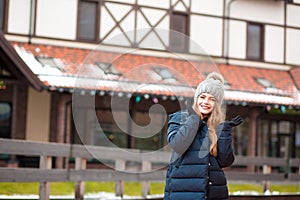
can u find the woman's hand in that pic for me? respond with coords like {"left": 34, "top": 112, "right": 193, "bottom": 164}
{"left": 226, "top": 115, "right": 243, "bottom": 127}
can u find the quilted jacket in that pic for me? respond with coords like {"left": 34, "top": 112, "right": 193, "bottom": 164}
{"left": 164, "top": 111, "right": 235, "bottom": 200}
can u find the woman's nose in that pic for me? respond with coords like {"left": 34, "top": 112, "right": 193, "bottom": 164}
{"left": 203, "top": 98, "right": 209, "bottom": 103}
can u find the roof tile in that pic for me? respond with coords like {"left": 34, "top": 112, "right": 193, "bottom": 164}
{"left": 12, "top": 41, "right": 300, "bottom": 105}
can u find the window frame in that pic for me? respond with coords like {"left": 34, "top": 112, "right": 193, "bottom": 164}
{"left": 0, "top": 102, "right": 12, "bottom": 139}
{"left": 96, "top": 62, "right": 121, "bottom": 76}
{"left": 246, "top": 22, "right": 265, "bottom": 61}
{"left": 0, "top": 0, "right": 8, "bottom": 32}
{"left": 169, "top": 11, "right": 189, "bottom": 53}
{"left": 36, "top": 56, "right": 64, "bottom": 72}
{"left": 77, "top": 0, "right": 100, "bottom": 43}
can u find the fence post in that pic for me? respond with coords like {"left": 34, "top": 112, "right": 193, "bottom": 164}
{"left": 115, "top": 160, "right": 125, "bottom": 197}
{"left": 263, "top": 164, "right": 271, "bottom": 194}
{"left": 142, "top": 160, "right": 151, "bottom": 197}
{"left": 75, "top": 157, "right": 86, "bottom": 200}
{"left": 39, "top": 155, "right": 52, "bottom": 200}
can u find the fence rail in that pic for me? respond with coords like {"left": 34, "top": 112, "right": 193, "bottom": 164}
{"left": 0, "top": 138, "right": 299, "bottom": 200}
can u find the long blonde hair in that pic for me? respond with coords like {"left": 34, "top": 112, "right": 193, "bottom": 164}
{"left": 193, "top": 100, "right": 224, "bottom": 157}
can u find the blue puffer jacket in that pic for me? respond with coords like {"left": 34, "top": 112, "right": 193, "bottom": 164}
{"left": 164, "top": 111, "right": 234, "bottom": 200}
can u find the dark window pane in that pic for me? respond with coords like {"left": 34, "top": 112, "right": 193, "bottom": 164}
{"left": 247, "top": 23, "right": 263, "bottom": 60}
{"left": 170, "top": 13, "right": 188, "bottom": 52}
{"left": 78, "top": 1, "right": 97, "bottom": 41}
{"left": 0, "top": 102, "right": 11, "bottom": 138}
{"left": 95, "top": 110, "right": 129, "bottom": 148}
{"left": 0, "top": 0, "right": 5, "bottom": 30}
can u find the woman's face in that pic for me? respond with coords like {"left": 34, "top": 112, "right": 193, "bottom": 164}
{"left": 196, "top": 93, "right": 216, "bottom": 117}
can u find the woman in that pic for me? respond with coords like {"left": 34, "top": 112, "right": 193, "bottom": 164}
{"left": 164, "top": 72, "right": 243, "bottom": 200}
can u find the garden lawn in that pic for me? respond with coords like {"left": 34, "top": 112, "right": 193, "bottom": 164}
{"left": 0, "top": 182, "right": 298, "bottom": 196}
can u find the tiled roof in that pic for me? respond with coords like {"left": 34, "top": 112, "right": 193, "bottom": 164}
{"left": 290, "top": 67, "right": 300, "bottom": 90}
{"left": 11, "top": 41, "right": 300, "bottom": 106}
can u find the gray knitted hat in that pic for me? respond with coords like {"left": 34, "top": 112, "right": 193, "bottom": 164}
{"left": 194, "top": 72, "right": 225, "bottom": 103}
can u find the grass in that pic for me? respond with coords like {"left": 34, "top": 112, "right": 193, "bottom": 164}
{"left": 0, "top": 182, "right": 163, "bottom": 196}
{"left": 0, "top": 182, "right": 298, "bottom": 196}
{"left": 270, "top": 184, "right": 299, "bottom": 194}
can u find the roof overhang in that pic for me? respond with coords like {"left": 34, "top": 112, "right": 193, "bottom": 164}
{"left": 9, "top": 39, "right": 300, "bottom": 107}
{"left": 0, "top": 33, "right": 43, "bottom": 91}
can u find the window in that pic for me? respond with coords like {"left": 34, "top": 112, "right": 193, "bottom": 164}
{"left": 78, "top": 0, "right": 99, "bottom": 41}
{"left": 0, "top": 64, "right": 11, "bottom": 77}
{"left": 96, "top": 62, "right": 120, "bottom": 75}
{"left": 73, "top": 104, "right": 167, "bottom": 150}
{"left": 95, "top": 110, "right": 129, "bottom": 148}
{"left": 170, "top": 12, "right": 189, "bottom": 52}
{"left": 258, "top": 119, "right": 296, "bottom": 158}
{"left": 296, "top": 123, "right": 300, "bottom": 158}
{"left": 0, "top": 102, "right": 11, "bottom": 138}
{"left": 255, "top": 77, "right": 283, "bottom": 93}
{"left": 152, "top": 67, "right": 177, "bottom": 83}
{"left": 247, "top": 23, "right": 264, "bottom": 61}
{"left": 233, "top": 119, "right": 248, "bottom": 156}
{"left": 36, "top": 57, "right": 64, "bottom": 72}
{"left": 255, "top": 78, "right": 276, "bottom": 89}
{"left": 0, "top": 0, "right": 7, "bottom": 31}
{"left": 133, "top": 112, "right": 166, "bottom": 151}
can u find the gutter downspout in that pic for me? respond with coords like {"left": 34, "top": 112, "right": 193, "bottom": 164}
{"left": 28, "top": 0, "right": 35, "bottom": 44}
{"left": 225, "top": 0, "right": 236, "bottom": 65}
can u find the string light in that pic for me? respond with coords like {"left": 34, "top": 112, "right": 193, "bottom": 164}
{"left": 0, "top": 80, "right": 6, "bottom": 90}
{"left": 280, "top": 105, "right": 286, "bottom": 113}
{"left": 135, "top": 96, "right": 141, "bottom": 103}
{"left": 266, "top": 105, "right": 271, "bottom": 112}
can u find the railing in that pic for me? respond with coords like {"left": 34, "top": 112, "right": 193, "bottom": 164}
{"left": 0, "top": 138, "right": 299, "bottom": 200}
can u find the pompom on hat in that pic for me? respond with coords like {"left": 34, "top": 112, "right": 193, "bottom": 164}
{"left": 194, "top": 72, "right": 225, "bottom": 104}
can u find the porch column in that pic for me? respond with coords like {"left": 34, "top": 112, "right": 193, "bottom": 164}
{"left": 8, "top": 84, "right": 19, "bottom": 167}
{"left": 11, "top": 85, "right": 18, "bottom": 140}
{"left": 56, "top": 94, "right": 69, "bottom": 169}
{"left": 247, "top": 108, "right": 260, "bottom": 172}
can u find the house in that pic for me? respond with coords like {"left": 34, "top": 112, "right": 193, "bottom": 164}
{"left": 0, "top": 0, "right": 300, "bottom": 170}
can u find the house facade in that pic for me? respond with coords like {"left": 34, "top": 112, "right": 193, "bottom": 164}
{"left": 0, "top": 0, "right": 300, "bottom": 169}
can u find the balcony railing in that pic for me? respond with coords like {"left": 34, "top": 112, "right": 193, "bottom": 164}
{"left": 0, "top": 138, "right": 299, "bottom": 200}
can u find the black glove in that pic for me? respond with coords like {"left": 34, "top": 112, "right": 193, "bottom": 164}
{"left": 226, "top": 115, "right": 243, "bottom": 127}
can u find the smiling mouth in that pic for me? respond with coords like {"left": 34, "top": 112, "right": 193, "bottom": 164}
{"left": 200, "top": 104, "right": 210, "bottom": 109}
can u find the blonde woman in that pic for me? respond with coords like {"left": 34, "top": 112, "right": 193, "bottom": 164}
{"left": 164, "top": 72, "right": 243, "bottom": 200}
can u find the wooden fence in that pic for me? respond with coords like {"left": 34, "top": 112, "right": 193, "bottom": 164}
{"left": 0, "top": 138, "right": 300, "bottom": 200}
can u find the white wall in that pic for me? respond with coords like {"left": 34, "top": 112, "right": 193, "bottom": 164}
{"left": 138, "top": 0, "right": 170, "bottom": 9}
{"left": 108, "top": 0, "right": 135, "bottom": 4}
{"left": 287, "top": 4, "right": 300, "bottom": 28}
{"left": 264, "top": 26, "right": 284, "bottom": 63}
{"left": 101, "top": 2, "right": 170, "bottom": 47}
{"left": 100, "top": 2, "right": 135, "bottom": 45}
{"left": 6, "top": 0, "right": 300, "bottom": 66}
{"left": 35, "top": 0, "right": 77, "bottom": 40}
{"left": 293, "top": 0, "right": 300, "bottom": 4}
{"left": 7, "top": 0, "right": 31, "bottom": 34}
{"left": 286, "top": 28, "right": 300, "bottom": 65}
{"left": 191, "top": 0, "right": 223, "bottom": 16}
{"left": 26, "top": 88, "right": 51, "bottom": 142}
{"left": 228, "top": 20, "right": 246, "bottom": 59}
{"left": 136, "top": 7, "right": 170, "bottom": 49}
{"left": 190, "top": 15, "right": 223, "bottom": 56}
{"left": 230, "top": 0, "right": 284, "bottom": 25}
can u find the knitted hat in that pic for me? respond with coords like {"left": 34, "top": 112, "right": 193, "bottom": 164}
{"left": 194, "top": 72, "right": 225, "bottom": 103}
